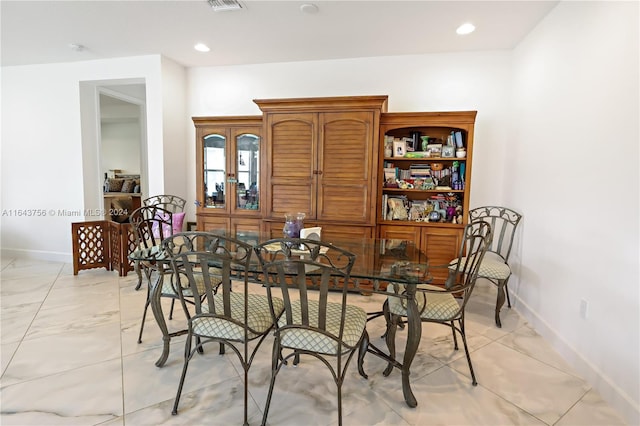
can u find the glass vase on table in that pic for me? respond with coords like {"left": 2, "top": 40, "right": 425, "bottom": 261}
{"left": 283, "top": 213, "right": 305, "bottom": 247}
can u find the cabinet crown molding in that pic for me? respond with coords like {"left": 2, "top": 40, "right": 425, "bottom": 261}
{"left": 254, "top": 95, "right": 388, "bottom": 112}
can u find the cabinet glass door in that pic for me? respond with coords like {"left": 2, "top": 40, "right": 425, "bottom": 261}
{"left": 203, "top": 133, "right": 226, "bottom": 208}
{"left": 235, "top": 133, "right": 260, "bottom": 211}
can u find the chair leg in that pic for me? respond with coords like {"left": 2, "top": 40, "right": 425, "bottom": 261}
{"left": 337, "top": 380, "right": 343, "bottom": 426}
{"left": 458, "top": 318, "right": 477, "bottom": 386}
{"left": 243, "top": 357, "right": 249, "bottom": 426}
{"left": 357, "top": 330, "right": 369, "bottom": 379}
{"left": 383, "top": 313, "right": 399, "bottom": 377}
{"left": 137, "top": 284, "right": 151, "bottom": 343}
{"left": 504, "top": 277, "right": 512, "bottom": 308}
{"left": 169, "top": 298, "right": 175, "bottom": 320}
{"left": 172, "top": 332, "right": 194, "bottom": 415}
{"left": 261, "top": 339, "right": 281, "bottom": 426}
{"left": 134, "top": 260, "right": 143, "bottom": 290}
{"left": 495, "top": 279, "right": 507, "bottom": 328}
{"left": 450, "top": 320, "right": 459, "bottom": 350}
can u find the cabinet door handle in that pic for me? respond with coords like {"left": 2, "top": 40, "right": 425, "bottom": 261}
{"left": 317, "top": 170, "right": 323, "bottom": 175}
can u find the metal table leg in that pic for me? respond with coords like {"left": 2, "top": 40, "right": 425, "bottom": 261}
{"left": 401, "top": 285, "right": 421, "bottom": 407}
{"left": 369, "top": 285, "right": 421, "bottom": 408}
{"left": 148, "top": 268, "right": 171, "bottom": 367}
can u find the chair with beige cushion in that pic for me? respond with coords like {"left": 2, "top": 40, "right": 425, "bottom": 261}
{"left": 168, "top": 232, "right": 284, "bottom": 426}
{"left": 383, "top": 221, "right": 492, "bottom": 386}
{"left": 254, "top": 238, "right": 368, "bottom": 426}
{"left": 134, "top": 195, "right": 187, "bottom": 290}
{"left": 463, "top": 206, "right": 522, "bottom": 327}
{"left": 129, "top": 205, "right": 178, "bottom": 343}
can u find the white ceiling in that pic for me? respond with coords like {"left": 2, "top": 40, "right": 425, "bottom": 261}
{"left": 1, "top": 1, "right": 559, "bottom": 68}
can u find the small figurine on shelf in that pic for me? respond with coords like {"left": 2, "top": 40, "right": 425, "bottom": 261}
{"left": 446, "top": 205, "right": 456, "bottom": 222}
{"left": 388, "top": 198, "right": 408, "bottom": 220}
{"left": 421, "top": 135, "right": 430, "bottom": 152}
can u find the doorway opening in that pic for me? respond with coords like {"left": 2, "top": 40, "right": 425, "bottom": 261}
{"left": 79, "top": 79, "right": 147, "bottom": 220}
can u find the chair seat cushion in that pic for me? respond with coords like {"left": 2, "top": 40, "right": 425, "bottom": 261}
{"left": 387, "top": 284, "right": 461, "bottom": 320}
{"left": 449, "top": 252, "right": 511, "bottom": 280}
{"left": 279, "top": 301, "right": 367, "bottom": 355}
{"left": 192, "top": 293, "right": 284, "bottom": 341}
{"left": 160, "top": 271, "right": 216, "bottom": 298}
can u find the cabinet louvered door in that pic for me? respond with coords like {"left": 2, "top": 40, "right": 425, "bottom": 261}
{"left": 317, "top": 111, "right": 376, "bottom": 223}
{"left": 421, "top": 227, "right": 462, "bottom": 285}
{"left": 265, "top": 113, "right": 317, "bottom": 219}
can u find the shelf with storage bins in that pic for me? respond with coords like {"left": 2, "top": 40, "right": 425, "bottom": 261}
{"left": 377, "top": 111, "right": 476, "bottom": 284}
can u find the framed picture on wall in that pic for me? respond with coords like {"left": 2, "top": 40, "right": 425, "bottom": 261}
{"left": 393, "top": 140, "right": 406, "bottom": 158}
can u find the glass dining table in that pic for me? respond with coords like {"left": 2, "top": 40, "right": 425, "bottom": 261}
{"left": 129, "top": 230, "right": 433, "bottom": 408}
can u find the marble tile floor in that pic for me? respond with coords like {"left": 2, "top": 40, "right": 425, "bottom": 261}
{"left": 0, "top": 257, "right": 628, "bottom": 426}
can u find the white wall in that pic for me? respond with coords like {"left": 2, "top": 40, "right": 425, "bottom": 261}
{"left": 159, "top": 57, "right": 188, "bottom": 203}
{"left": 1, "top": 55, "right": 167, "bottom": 260}
{"left": 509, "top": 1, "right": 639, "bottom": 423}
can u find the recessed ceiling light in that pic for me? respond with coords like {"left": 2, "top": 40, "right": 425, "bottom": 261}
{"left": 68, "top": 43, "right": 86, "bottom": 52}
{"left": 300, "top": 3, "right": 318, "bottom": 14}
{"left": 208, "top": 0, "right": 242, "bottom": 12}
{"left": 456, "top": 23, "right": 475, "bottom": 35}
{"left": 194, "top": 43, "right": 210, "bottom": 52}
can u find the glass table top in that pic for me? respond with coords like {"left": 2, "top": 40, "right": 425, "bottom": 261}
{"left": 130, "top": 230, "right": 432, "bottom": 285}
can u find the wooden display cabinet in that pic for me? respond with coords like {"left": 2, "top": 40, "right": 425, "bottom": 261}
{"left": 377, "top": 111, "right": 476, "bottom": 284}
{"left": 194, "top": 116, "right": 263, "bottom": 232}
{"left": 255, "top": 96, "right": 388, "bottom": 237}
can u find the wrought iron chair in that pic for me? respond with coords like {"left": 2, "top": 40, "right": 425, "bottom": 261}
{"left": 168, "top": 232, "right": 284, "bottom": 426}
{"left": 466, "top": 206, "right": 523, "bottom": 327}
{"left": 254, "top": 238, "right": 369, "bottom": 426}
{"left": 129, "top": 205, "right": 187, "bottom": 344}
{"left": 383, "top": 221, "right": 492, "bottom": 386}
{"left": 134, "top": 195, "right": 187, "bottom": 290}
{"left": 143, "top": 194, "right": 187, "bottom": 213}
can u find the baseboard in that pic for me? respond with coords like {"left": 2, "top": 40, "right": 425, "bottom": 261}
{"left": 1, "top": 248, "right": 73, "bottom": 264}
{"left": 513, "top": 294, "right": 639, "bottom": 425}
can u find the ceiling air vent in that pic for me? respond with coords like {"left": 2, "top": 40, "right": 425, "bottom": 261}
{"left": 208, "top": 0, "right": 243, "bottom": 12}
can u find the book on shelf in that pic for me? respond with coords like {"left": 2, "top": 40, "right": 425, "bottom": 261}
{"left": 455, "top": 131, "right": 464, "bottom": 148}
{"left": 384, "top": 167, "right": 397, "bottom": 182}
{"left": 409, "top": 164, "right": 431, "bottom": 177}
{"left": 381, "top": 194, "right": 386, "bottom": 220}
{"left": 398, "top": 169, "right": 411, "bottom": 180}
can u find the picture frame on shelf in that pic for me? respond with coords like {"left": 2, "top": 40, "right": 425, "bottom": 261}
{"left": 442, "top": 145, "right": 455, "bottom": 158}
{"left": 426, "top": 143, "right": 443, "bottom": 157}
{"left": 393, "top": 140, "right": 406, "bottom": 157}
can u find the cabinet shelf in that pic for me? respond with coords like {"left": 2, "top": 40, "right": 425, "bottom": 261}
{"left": 383, "top": 156, "right": 466, "bottom": 161}
{"left": 382, "top": 188, "right": 464, "bottom": 193}
{"left": 379, "top": 219, "right": 464, "bottom": 227}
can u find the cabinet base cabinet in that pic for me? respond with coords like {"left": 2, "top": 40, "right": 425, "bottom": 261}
{"left": 379, "top": 224, "right": 462, "bottom": 285}
{"left": 378, "top": 225, "right": 421, "bottom": 246}
{"left": 421, "top": 227, "right": 462, "bottom": 285}
{"left": 262, "top": 221, "right": 375, "bottom": 241}
{"left": 197, "top": 215, "right": 262, "bottom": 235}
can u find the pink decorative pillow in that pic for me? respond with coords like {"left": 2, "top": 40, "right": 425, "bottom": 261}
{"left": 151, "top": 212, "right": 185, "bottom": 239}
{"left": 171, "top": 212, "right": 186, "bottom": 234}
